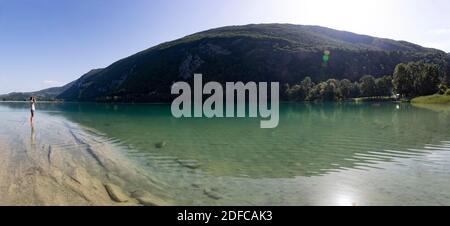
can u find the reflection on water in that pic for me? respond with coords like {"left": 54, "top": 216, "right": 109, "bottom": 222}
{"left": 31, "top": 124, "right": 36, "bottom": 146}
{"left": 1, "top": 101, "right": 450, "bottom": 205}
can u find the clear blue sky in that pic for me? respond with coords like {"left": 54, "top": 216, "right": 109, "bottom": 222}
{"left": 1, "top": 0, "right": 449, "bottom": 93}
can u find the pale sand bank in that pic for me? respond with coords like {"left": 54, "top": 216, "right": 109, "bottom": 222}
{"left": 0, "top": 113, "right": 172, "bottom": 206}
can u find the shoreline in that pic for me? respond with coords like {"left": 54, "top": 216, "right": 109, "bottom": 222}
{"left": 411, "top": 94, "right": 450, "bottom": 105}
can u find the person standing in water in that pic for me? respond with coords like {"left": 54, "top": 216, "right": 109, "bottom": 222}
{"left": 30, "top": 96, "right": 36, "bottom": 123}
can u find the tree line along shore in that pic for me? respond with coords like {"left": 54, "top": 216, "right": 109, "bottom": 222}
{"left": 283, "top": 61, "right": 450, "bottom": 104}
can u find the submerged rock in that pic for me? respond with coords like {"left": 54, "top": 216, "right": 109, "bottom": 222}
{"left": 380, "top": 124, "right": 391, "bottom": 129}
{"left": 176, "top": 159, "right": 201, "bottom": 169}
{"left": 131, "top": 190, "right": 170, "bottom": 206}
{"left": 203, "top": 188, "right": 222, "bottom": 200}
{"left": 155, "top": 141, "right": 166, "bottom": 149}
{"left": 104, "top": 183, "right": 130, "bottom": 202}
{"left": 69, "top": 167, "right": 91, "bottom": 186}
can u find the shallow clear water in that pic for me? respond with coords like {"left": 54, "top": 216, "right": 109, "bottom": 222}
{"left": 1, "top": 102, "right": 450, "bottom": 205}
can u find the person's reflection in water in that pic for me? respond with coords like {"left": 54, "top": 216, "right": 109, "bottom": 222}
{"left": 31, "top": 123, "right": 36, "bottom": 149}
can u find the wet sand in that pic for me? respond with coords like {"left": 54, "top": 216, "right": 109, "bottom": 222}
{"left": 0, "top": 113, "right": 171, "bottom": 206}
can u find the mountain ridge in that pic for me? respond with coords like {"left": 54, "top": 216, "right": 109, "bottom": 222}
{"left": 0, "top": 69, "right": 103, "bottom": 101}
{"left": 2, "top": 24, "right": 449, "bottom": 102}
{"left": 0, "top": 81, "right": 74, "bottom": 101}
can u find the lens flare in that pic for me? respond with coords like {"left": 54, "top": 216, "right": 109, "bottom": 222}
{"left": 323, "top": 50, "right": 331, "bottom": 63}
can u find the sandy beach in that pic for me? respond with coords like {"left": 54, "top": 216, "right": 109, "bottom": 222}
{"left": 0, "top": 110, "right": 171, "bottom": 206}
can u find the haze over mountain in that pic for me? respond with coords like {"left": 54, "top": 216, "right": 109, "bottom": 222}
{"left": 3, "top": 24, "right": 449, "bottom": 102}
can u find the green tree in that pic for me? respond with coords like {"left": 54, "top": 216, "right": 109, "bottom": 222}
{"left": 307, "top": 84, "right": 320, "bottom": 101}
{"left": 438, "top": 83, "right": 449, "bottom": 95}
{"left": 301, "top": 77, "right": 314, "bottom": 92}
{"left": 286, "top": 84, "right": 305, "bottom": 101}
{"left": 393, "top": 63, "right": 414, "bottom": 98}
{"left": 338, "top": 79, "right": 353, "bottom": 99}
{"left": 318, "top": 79, "right": 339, "bottom": 101}
{"left": 412, "top": 63, "right": 440, "bottom": 96}
{"left": 375, "top": 75, "right": 393, "bottom": 96}
{"left": 285, "top": 77, "right": 315, "bottom": 101}
{"left": 359, "top": 75, "right": 377, "bottom": 97}
{"left": 338, "top": 79, "right": 359, "bottom": 99}
{"left": 394, "top": 62, "right": 441, "bottom": 97}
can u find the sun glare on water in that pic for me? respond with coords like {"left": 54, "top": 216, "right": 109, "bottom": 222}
{"left": 336, "top": 195, "right": 356, "bottom": 206}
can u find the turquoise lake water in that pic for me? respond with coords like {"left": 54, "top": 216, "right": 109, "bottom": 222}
{"left": 1, "top": 102, "right": 450, "bottom": 205}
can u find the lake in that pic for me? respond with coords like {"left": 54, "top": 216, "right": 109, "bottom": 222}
{"left": 0, "top": 101, "right": 450, "bottom": 205}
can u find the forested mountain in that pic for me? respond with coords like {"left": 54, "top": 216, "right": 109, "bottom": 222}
{"left": 3, "top": 24, "right": 449, "bottom": 102}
